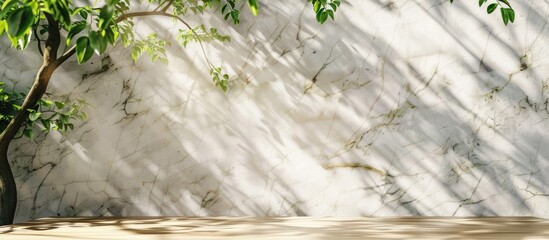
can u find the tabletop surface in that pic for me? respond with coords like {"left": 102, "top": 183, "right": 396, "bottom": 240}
{"left": 1, "top": 217, "right": 549, "bottom": 239}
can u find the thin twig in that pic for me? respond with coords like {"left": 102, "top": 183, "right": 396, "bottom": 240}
{"left": 161, "top": 0, "right": 173, "bottom": 12}
{"left": 33, "top": 27, "right": 44, "bottom": 56}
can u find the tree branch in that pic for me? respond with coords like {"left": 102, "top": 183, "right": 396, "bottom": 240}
{"left": 44, "top": 13, "right": 61, "bottom": 62}
{"left": 116, "top": 11, "right": 169, "bottom": 23}
{"left": 55, "top": 45, "right": 76, "bottom": 66}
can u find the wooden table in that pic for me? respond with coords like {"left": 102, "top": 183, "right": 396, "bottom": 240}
{"left": 1, "top": 217, "right": 548, "bottom": 239}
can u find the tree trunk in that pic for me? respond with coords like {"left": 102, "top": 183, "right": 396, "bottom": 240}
{"left": 0, "top": 62, "right": 56, "bottom": 225}
{"left": 0, "top": 144, "right": 16, "bottom": 225}
{"left": 0, "top": 76, "right": 46, "bottom": 224}
{"left": 0, "top": 13, "right": 70, "bottom": 225}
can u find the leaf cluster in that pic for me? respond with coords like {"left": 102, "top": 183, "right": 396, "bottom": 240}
{"left": 131, "top": 33, "right": 168, "bottom": 63}
{"left": 178, "top": 25, "right": 230, "bottom": 47}
{"left": 450, "top": 0, "right": 515, "bottom": 25}
{"left": 307, "top": 0, "right": 340, "bottom": 24}
{"left": 209, "top": 66, "right": 229, "bottom": 92}
{"left": 0, "top": 81, "right": 87, "bottom": 139}
{"left": 0, "top": 0, "right": 337, "bottom": 93}
{"left": 0, "top": 81, "right": 23, "bottom": 132}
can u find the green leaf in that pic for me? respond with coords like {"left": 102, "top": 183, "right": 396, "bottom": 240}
{"left": 313, "top": 1, "right": 321, "bottom": 12}
{"left": 76, "top": 37, "right": 94, "bottom": 63}
{"left": 506, "top": 8, "right": 515, "bottom": 23}
{"left": 78, "top": 9, "right": 88, "bottom": 20}
{"left": 0, "top": 20, "right": 5, "bottom": 37}
{"left": 0, "top": 0, "right": 18, "bottom": 19}
{"left": 316, "top": 9, "right": 329, "bottom": 24}
{"left": 319, "top": 11, "right": 328, "bottom": 23}
{"left": 501, "top": 8, "right": 508, "bottom": 25}
{"left": 104, "top": 26, "right": 118, "bottom": 45}
{"left": 487, "top": 3, "right": 498, "bottom": 14}
{"left": 57, "top": 3, "right": 72, "bottom": 26}
{"left": 29, "top": 112, "right": 41, "bottom": 121}
{"left": 7, "top": 31, "right": 31, "bottom": 49}
{"left": 327, "top": 10, "right": 334, "bottom": 20}
{"left": 40, "top": 119, "right": 51, "bottom": 131}
{"left": 66, "top": 21, "right": 86, "bottom": 45}
{"left": 230, "top": 10, "right": 239, "bottom": 25}
{"left": 55, "top": 101, "right": 65, "bottom": 109}
{"left": 60, "top": 114, "right": 70, "bottom": 124}
{"left": 131, "top": 46, "right": 141, "bottom": 61}
{"left": 247, "top": 0, "right": 259, "bottom": 16}
{"left": 479, "top": 0, "right": 487, "bottom": 7}
{"left": 501, "top": 8, "right": 514, "bottom": 25}
{"left": 40, "top": 99, "right": 53, "bottom": 107}
{"left": 7, "top": 6, "right": 34, "bottom": 37}
{"left": 88, "top": 31, "right": 107, "bottom": 55}
{"left": 98, "top": 5, "right": 115, "bottom": 29}
{"left": 23, "top": 128, "right": 33, "bottom": 138}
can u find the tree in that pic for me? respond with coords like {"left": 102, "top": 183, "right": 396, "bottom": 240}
{"left": 0, "top": 0, "right": 514, "bottom": 225}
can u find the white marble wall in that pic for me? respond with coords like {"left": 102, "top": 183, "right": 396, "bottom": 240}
{"left": 2, "top": 0, "right": 549, "bottom": 222}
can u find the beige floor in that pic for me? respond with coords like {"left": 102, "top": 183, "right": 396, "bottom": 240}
{"left": 1, "top": 217, "right": 549, "bottom": 239}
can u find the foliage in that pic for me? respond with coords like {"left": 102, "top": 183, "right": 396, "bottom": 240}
{"left": 0, "top": 0, "right": 343, "bottom": 153}
{"left": 0, "top": 0, "right": 515, "bottom": 93}
{"left": 449, "top": 0, "right": 515, "bottom": 25}
{"left": 178, "top": 25, "right": 231, "bottom": 48}
{"left": 0, "top": 1, "right": 292, "bottom": 88}
{"left": 0, "top": 81, "right": 87, "bottom": 139}
{"left": 0, "top": 82, "right": 20, "bottom": 132}
{"left": 131, "top": 33, "right": 169, "bottom": 63}
{"left": 307, "top": 0, "right": 341, "bottom": 24}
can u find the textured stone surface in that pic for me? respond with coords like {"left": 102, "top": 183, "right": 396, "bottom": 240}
{"left": 1, "top": 0, "right": 549, "bottom": 222}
